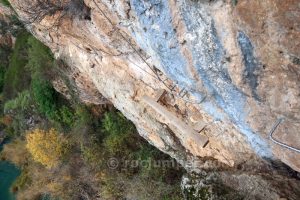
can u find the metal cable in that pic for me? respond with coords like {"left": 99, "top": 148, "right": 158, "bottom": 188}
{"left": 269, "top": 118, "right": 300, "bottom": 153}
{"left": 91, "top": 0, "right": 300, "bottom": 153}
{"left": 91, "top": 0, "right": 207, "bottom": 104}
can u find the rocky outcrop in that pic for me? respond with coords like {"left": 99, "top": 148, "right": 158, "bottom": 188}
{"left": 182, "top": 169, "right": 300, "bottom": 200}
{"left": 52, "top": 62, "right": 110, "bottom": 105}
{"left": 9, "top": 0, "right": 300, "bottom": 179}
{"left": 0, "top": 4, "right": 14, "bottom": 47}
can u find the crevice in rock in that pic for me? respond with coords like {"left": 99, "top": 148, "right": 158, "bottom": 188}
{"left": 237, "top": 31, "right": 261, "bottom": 101}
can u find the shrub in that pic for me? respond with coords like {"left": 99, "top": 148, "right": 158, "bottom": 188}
{"left": 3, "top": 91, "right": 35, "bottom": 138}
{"left": 102, "top": 111, "right": 136, "bottom": 156}
{"left": 53, "top": 105, "right": 75, "bottom": 127}
{"left": 31, "top": 77, "right": 76, "bottom": 128}
{"left": 25, "top": 128, "right": 70, "bottom": 168}
{"left": 74, "top": 105, "right": 93, "bottom": 126}
{"left": 27, "top": 36, "right": 54, "bottom": 79}
{"left": 0, "top": 0, "right": 10, "bottom": 6}
{"left": 10, "top": 113, "right": 28, "bottom": 137}
{"left": 4, "top": 90, "right": 31, "bottom": 113}
{"left": 80, "top": 137, "right": 104, "bottom": 168}
{"left": 31, "top": 78, "right": 58, "bottom": 119}
{"left": 102, "top": 111, "right": 135, "bottom": 136}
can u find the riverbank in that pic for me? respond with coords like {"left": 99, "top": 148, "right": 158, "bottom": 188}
{"left": 0, "top": 140, "right": 20, "bottom": 200}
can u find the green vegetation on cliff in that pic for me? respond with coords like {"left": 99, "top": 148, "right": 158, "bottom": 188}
{"left": 3, "top": 32, "right": 31, "bottom": 100}
{"left": 0, "top": 0, "right": 10, "bottom": 7}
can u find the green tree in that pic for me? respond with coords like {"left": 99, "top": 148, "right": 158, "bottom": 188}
{"left": 31, "top": 78, "right": 58, "bottom": 119}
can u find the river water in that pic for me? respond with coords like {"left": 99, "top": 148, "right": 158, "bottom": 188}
{"left": 0, "top": 140, "right": 20, "bottom": 200}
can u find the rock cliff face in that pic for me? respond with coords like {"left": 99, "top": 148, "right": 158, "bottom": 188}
{"left": 9, "top": 0, "right": 300, "bottom": 176}
{"left": 0, "top": 5, "right": 14, "bottom": 47}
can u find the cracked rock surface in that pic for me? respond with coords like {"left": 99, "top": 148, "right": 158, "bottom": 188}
{"left": 9, "top": 0, "right": 300, "bottom": 178}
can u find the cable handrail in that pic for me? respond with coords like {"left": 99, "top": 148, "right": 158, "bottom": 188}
{"left": 66, "top": 1, "right": 300, "bottom": 155}
{"left": 91, "top": 0, "right": 207, "bottom": 104}
{"left": 269, "top": 118, "right": 300, "bottom": 153}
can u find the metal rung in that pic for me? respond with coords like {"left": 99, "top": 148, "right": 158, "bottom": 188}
{"left": 193, "top": 122, "right": 207, "bottom": 133}
{"left": 179, "top": 88, "right": 186, "bottom": 95}
{"left": 170, "top": 84, "right": 177, "bottom": 92}
{"left": 181, "top": 90, "right": 188, "bottom": 98}
{"left": 154, "top": 89, "right": 166, "bottom": 102}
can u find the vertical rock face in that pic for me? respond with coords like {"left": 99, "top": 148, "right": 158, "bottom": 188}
{"left": 51, "top": 63, "right": 110, "bottom": 105}
{"left": 9, "top": 0, "right": 300, "bottom": 174}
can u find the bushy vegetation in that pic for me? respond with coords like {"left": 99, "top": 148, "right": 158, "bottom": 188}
{"left": 0, "top": 29, "right": 184, "bottom": 200}
{"left": 0, "top": 0, "right": 10, "bottom": 6}
{"left": 4, "top": 90, "right": 31, "bottom": 113}
{"left": 25, "top": 128, "right": 70, "bottom": 168}
{"left": 79, "top": 109, "right": 183, "bottom": 199}
{"left": 31, "top": 78, "right": 58, "bottom": 119}
{"left": 102, "top": 111, "right": 136, "bottom": 155}
{"left": 3, "top": 32, "right": 31, "bottom": 100}
{"left": 26, "top": 36, "right": 54, "bottom": 79}
{"left": 1, "top": 31, "right": 77, "bottom": 134}
{"left": 53, "top": 105, "right": 75, "bottom": 128}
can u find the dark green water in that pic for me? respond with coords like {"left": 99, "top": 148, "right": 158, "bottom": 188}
{"left": 0, "top": 161, "right": 20, "bottom": 200}
{"left": 0, "top": 141, "right": 20, "bottom": 200}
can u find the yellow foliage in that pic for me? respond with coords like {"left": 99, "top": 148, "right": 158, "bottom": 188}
{"left": 25, "top": 128, "right": 69, "bottom": 169}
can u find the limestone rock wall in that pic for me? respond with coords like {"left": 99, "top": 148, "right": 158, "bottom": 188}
{"left": 9, "top": 0, "right": 300, "bottom": 173}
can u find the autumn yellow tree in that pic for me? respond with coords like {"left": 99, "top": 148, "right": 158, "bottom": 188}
{"left": 26, "top": 128, "right": 70, "bottom": 168}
